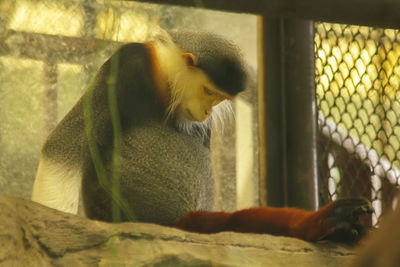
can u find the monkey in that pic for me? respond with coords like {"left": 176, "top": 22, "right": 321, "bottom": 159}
{"left": 80, "top": 32, "right": 246, "bottom": 224}
{"left": 32, "top": 30, "right": 373, "bottom": 243}
{"left": 32, "top": 31, "right": 245, "bottom": 219}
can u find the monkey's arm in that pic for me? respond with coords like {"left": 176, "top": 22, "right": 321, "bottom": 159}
{"left": 175, "top": 198, "right": 373, "bottom": 242}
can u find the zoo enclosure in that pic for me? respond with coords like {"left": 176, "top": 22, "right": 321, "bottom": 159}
{"left": 1, "top": 0, "right": 400, "bottom": 225}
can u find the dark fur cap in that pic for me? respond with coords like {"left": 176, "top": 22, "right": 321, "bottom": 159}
{"left": 170, "top": 31, "right": 248, "bottom": 96}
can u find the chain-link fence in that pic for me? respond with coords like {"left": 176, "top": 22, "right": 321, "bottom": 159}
{"left": 315, "top": 23, "right": 400, "bottom": 225}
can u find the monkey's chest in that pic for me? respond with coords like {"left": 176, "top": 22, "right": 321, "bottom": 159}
{"left": 121, "top": 122, "right": 215, "bottom": 224}
{"left": 83, "top": 121, "right": 214, "bottom": 225}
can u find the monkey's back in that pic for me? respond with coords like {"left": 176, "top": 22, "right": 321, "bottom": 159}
{"left": 82, "top": 120, "right": 214, "bottom": 225}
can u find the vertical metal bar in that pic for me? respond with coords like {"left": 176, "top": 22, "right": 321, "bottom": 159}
{"left": 259, "top": 17, "right": 318, "bottom": 210}
{"left": 257, "top": 16, "right": 267, "bottom": 207}
{"left": 259, "top": 17, "right": 287, "bottom": 207}
{"left": 283, "top": 19, "right": 319, "bottom": 210}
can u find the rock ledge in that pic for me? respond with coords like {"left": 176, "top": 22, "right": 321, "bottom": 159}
{"left": 0, "top": 195, "right": 355, "bottom": 266}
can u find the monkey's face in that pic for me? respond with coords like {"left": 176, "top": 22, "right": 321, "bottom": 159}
{"left": 179, "top": 69, "right": 231, "bottom": 122}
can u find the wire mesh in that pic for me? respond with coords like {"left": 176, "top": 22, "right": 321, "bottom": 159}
{"left": 315, "top": 22, "right": 400, "bottom": 225}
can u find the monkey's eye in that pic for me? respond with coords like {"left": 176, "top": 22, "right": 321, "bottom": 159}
{"left": 203, "top": 87, "right": 214, "bottom": 96}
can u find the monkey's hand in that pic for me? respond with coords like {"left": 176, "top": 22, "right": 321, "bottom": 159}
{"left": 321, "top": 198, "right": 374, "bottom": 243}
{"left": 293, "top": 198, "right": 374, "bottom": 243}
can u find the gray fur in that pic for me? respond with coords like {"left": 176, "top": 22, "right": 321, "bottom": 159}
{"left": 82, "top": 120, "right": 214, "bottom": 225}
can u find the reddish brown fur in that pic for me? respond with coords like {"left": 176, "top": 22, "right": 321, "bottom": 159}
{"left": 174, "top": 201, "right": 336, "bottom": 242}
{"left": 144, "top": 42, "right": 170, "bottom": 109}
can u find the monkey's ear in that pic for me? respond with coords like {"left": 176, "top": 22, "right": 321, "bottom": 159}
{"left": 182, "top": 53, "right": 197, "bottom": 67}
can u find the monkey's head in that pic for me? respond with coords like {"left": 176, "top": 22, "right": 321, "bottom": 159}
{"left": 153, "top": 31, "right": 248, "bottom": 123}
